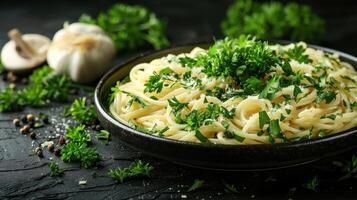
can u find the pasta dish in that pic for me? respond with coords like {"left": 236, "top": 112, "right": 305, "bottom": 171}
{"left": 109, "top": 36, "right": 357, "bottom": 144}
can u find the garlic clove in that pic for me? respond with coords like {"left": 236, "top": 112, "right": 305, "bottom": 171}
{"left": 1, "top": 33, "right": 50, "bottom": 72}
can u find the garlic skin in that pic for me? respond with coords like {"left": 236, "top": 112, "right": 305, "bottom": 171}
{"left": 47, "top": 22, "right": 116, "bottom": 84}
{"left": 1, "top": 34, "right": 50, "bottom": 72}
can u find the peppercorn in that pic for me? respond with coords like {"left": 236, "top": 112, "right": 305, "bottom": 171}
{"left": 54, "top": 149, "right": 61, "bottom": 157}
{"left": 13, "top": 118, "right": 20, "bottom": 127}
{"left": 42, "top": 116, "right": 49, "bottom": 124}
{"left": 35, "top": 147, "right": 43, "bottom": 158}
{"left": 21, "top": 77, "right": 28, "bottom": 84}
{"left": 20, "top": 125, "right": 30, "bottom": 134}
{"left": 20, "top": 115, "right": 27, "bottom": 123}
{"left": 26, "top": 114, "right": 34, "bottom": 122}
{"left": 59, "top": 136, "right": 65, "bottom": 145}
{"left": 30, "top": 132, "right": 36, "bottom": 139}
{"left": 48, "top": 143, "right": 54, "bottom": 152}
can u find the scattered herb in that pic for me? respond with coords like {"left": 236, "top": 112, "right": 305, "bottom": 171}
{"left": 168, "top": 97, "right": 188, "bottom": 113}
{"left": 259, "top": 111, "right": 270, "bottom": 128}
{"left": 221, "top": 0, "right": 325, "bottom": 43}
{"left": 108, "top": 160, "right": 153, "bottom": 183}
{"left": 96, "top": 130, "right": 110, "bottom": 144}
{"left": 286, "top": 45, "right": 311, "bottom": 64}
{"left": 339, "top": 155, "right": 357, "bottom": 181}
{"left": 64, "top": 97, "right": 98, "bottom": 125}
{"left": 48, "top": 162, "right": 64, "bottom": 177}
{"left": 187, "top": 179, "right": 205, "bottom": 192}
{"left": 80, "top": 3, "right": 170, "bottom": 50}
{"left": 61, "top": 126, "right": 101, "bottom": 168}
{"left": 223, "top": 181, "right": 238, "bottom": 193}
{"left": 0, "top": 66, "right": 82, "bottom": 112}
{"left": 303, "top": 176, "right": 319, "bottom": 191}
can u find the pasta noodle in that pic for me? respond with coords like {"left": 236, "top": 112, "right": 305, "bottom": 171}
{"left": 109, "top": 38, "right": 357, "bottom": 145}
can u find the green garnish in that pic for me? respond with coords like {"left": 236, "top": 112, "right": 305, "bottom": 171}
{"left": 64, "top": 97, "right": 98, "bottom": 125}
{"left": 144, "top": 72, "right": 164, "bottom": 93}
{"left": 286, "top": 45, "right": 311, "bottom": 64}
{"left": 61, "top": 126, "right": 101, "bottom": 168}
{"left": 339, "top": 155, "right": 357, "bottom": 181}
{"left": 80, "top": 3, "right": 169, "bottom": 50}
{"left": 221, "top": 0, "right": 325, "bottom": 43}
{"left": 303, "top": 176, "right": 319, "bottom": 191}
{"left": 48, "top": 162, "right": 64, "bottom": 177}
{"left": 0, "top": 66, "right": 80, "bottom": 112}
{"left": 107, "top": 160, "right": 153, "bottom": 183}
{"left": 65, "top": 125, "right": 91, "bottom": 143}
{"left": 168, "top": 97, "right": 188, "bottom": 113}
{"left": 96, "top": 130, "right": 110, "bottom": 144}
{"left": 222, "top": 181, "right": 238, "bottom": 193}
{"left": 194, "top": 130, "right": 210, "bottom": 143}
{"left": 269, "top": 119, "right": 282, "bottom": 138}
{"left": 317, "top": 91, "right": 337, "bottom": 104}
{"left": 187, "top": 179, "right": 205, "bottom": 192}
{"left": 127, "top": 94, "right": 147, "bottom": 108}
{"left": 259, "top": 111, "right": 270, "bottom": 129}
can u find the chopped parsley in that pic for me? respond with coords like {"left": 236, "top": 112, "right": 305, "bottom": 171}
{"left": 108, "top": 160, "right": 153, "bottom": 183}
{"left": 286, "top": 45, "right": 311, "bottom": 64}
{"left": 168, "top": 97, "right": 188, "bottom": 113}
{"left": 259, "top": 111, "right": 270, "bottom": 129}
{"left": 0, "top": 66, "right": 77, "bottom": 112}
{"left": 221, "top": 0, "right": 325, "bottom": 43}
{"left": 80, "top": 3, "right": 170, "bottom": 50}
{"left": 187, "top": 179, "right": 205, "bottom": 192}
{"left": 303, "top": 176, "right": 319, "bottom": 191}
{"left": 48, "top": 162, "right": 64, "bottom": 177}
{"left": 61, "top": 126, "right": 101, "bottom": 168}
{"left": 64, "top": 97, "right": 98, "bottom": 125}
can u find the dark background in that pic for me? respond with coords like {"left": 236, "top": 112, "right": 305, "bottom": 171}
{"left": 0, "top": 0, "right": 356, "bottom": 199}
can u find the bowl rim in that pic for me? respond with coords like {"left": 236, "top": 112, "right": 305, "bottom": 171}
{"left": 95, "top": 40, "right": 357, "bottom": 149}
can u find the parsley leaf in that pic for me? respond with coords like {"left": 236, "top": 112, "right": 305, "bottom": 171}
{"left": 222, "top": 0, "right": 325, "bottom": 43}
{"left": 48, "top": 162, "right": 64, "bottom": 177}
{"left": 108, "top": 160, "right": 153, "bottom": 183}
{"left": 286, "top": 45, "right": 311, "bottom": 64}
{"left": 187, "top": 179, "right": 205, "bottom": 192}
{"left": 303, "top": 176, "right": 319, "bottom": 191}
{"left": 61, "top": 125, "right": 101, "bottom": 168}
{"left": 80, "top": 3, "right": 170, "bottom": 50}
{"left": 144, "top": 72, "right": 164, "bottom": 93}
{"left": 64, "top": 97, "right": 98, "bottom": 125}
{"left": 317, "top": 91, "right": 337, "bottom": 104}
{"left": 168, "top": 97, "right": 188, "bottom": 113}
{"left": 259, "top": 111, "right": 270, "bottom": 128}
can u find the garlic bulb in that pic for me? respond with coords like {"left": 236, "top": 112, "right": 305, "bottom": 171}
{"left": 47, "top": 22, "right": 116, "bottom": 83}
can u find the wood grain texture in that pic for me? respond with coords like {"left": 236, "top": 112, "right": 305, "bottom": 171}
{"left": 0, "top": 0, "right": 356, "bottom": 199}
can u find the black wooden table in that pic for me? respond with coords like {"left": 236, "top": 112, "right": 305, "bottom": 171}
{"left": 0, "top": 1, "right": 356, "bottom": 199}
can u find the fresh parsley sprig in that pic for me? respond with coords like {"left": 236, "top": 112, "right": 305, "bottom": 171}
{"left": 80, "top": 3, "right": 170, "bottom": 50}
{"left": 0, "top": 66, "right": 82, "bottom": 112}
{"left": 61, "top": 125, "right": 101, "bottom": 168}
{"left": 48, "top": 162, "right": 64, "bottom": 177}
{"left": 222, "top": 0, "right": 325, "bottom": 43}
{"left": 108, "top": 160, "right": 153, "bottom": 183}
{"left": 64, "top": 97, "right": 98, "bottom": 125}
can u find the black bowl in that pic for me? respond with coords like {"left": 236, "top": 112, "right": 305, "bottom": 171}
{"left": 95, "top": 42, "right": 357, "bottom": 171}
